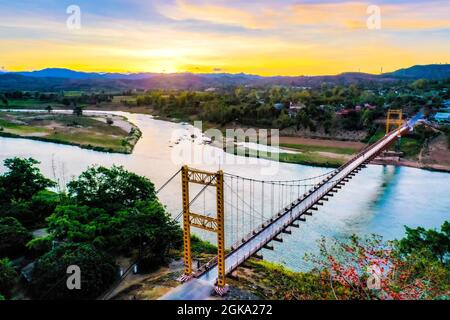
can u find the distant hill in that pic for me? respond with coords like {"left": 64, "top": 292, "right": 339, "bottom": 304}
{"left": 1, "top": 64, "right": 448, "bottom": 91}
{"left": 14, "top": 68, "right": 158, "bottom": 80}
{"left": 384, "top": 64, "right": 450, "bottom": 80}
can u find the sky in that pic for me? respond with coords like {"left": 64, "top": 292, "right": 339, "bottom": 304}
{"left": 0, "top": 0, "right": 449, "bottom": 76}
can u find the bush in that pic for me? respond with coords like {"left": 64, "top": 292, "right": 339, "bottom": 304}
{"left": 26, "top": 237, "right": 53, "bottom": 258}
{"left": 0, "top": 258, "right": 18, "bottom": 298}
{"left": 0, "top": 217, "right": 32, "bottom": 258}
{"left": 191, "top": 235, "right": 216, "bottom": 254}
{"left": 31, "top": 243, "right": 117, "bottom": 300}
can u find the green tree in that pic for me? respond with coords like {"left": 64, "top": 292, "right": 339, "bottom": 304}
{"left": 67, "top": 165, "right": 156, "bottom": 212}
{"left": 31, "top": 243, "right": 117, "bottom": 300}
{"left": 0, "top": 258, "right": 18, "bottom": 298}
{"left": 2, "top": 191, "right": 59, "bottom": 228}
{"left": 26, "top": 236, "right": 53, "bottom": 258}
{"left": 121, "top": 201, "right": 182, "bottom": 270}
{"left": 0, "top": 217, "right": 32, "bottom": 257}
{"left": 0, "top": 158, "right": 55, "bottom": 203}
{"left": 72, "top": 103, "right": 83, "bottom": 117}
{"left": 396, "top": 221, "right": 449, "bottom": 264}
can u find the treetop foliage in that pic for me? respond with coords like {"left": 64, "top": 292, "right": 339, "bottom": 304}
{"left": 67, "top": 165, "right": 156, "bottom": 212}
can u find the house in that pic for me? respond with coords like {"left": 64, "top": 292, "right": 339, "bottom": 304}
{"left": 288, "top": 102, "right": 306, "bottom": 118}
{"left": 434, "top": 113, "right": 450, "bottom": 124}
{"left": 336, "top": 109, "right": 353, "bottom": 117}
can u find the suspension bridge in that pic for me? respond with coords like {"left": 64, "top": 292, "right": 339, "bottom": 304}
{"left": 103, "top": 111, "right": 422, "bottom": 300}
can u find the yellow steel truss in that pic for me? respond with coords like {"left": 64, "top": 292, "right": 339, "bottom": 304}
{"left": 386, "top": 109, "right": 404, "bottom": 134}
{"left": 181, "top": 166, "right": 226, "bottom": 288}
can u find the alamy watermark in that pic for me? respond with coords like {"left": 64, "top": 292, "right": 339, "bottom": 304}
{"left": 66, "top": 265, "right": 81, "bottom": 290}
{"left": 170, "top": 121, "right": 281, "bottom": 176}
{"left": 366, "top": 5, "right": 382, "bottom": 30}
{"left": 366, "top": 265, "right": 382, "bottom": 290}
{"left": 66, "top": 5, "right": 81, "bottom": 30}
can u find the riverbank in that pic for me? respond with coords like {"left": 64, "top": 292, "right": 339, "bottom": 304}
{"left": 220, "top": 129, "right": 450, "bottom": 172}
{"left": 0, "top": 111, "right": 141, "bottom": 154}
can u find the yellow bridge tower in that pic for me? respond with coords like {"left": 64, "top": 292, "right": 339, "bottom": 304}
{"left": 386, "top": 109, "right": 404, "bottom": 135}
{"left": 180, "top": 166, "right": 227, "bottom": 292}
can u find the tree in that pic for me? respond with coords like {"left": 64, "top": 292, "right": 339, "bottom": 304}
{"left": 46, "top": 105, "right": 53, "bottom": 113}
{"left": 47, "top": 199, "right": 181, "bottom": 258}
{"left": 120, "top": 201, "right": 182, "bottom": 270}
{"left": 31, "top": 243, "right": 117, "bottom": 300}
{"left": 67, "top": 165, "right": 156, "bottom": 212}
{"left": 72, "top": 103, "right": 83, "bottom": 117}
{"left": 0, "top": 258, "right": 18, "bottom": 298}
{"left": 396, "top": 222, "right": 449, "bottom": 264}
{"left": 0, "top": 217, "right": 32, "bottom": 257}
{"left": 2, "top": 191, "right": 59, "bottom": 228}
{"left": 342, "top": 111, "right": 362, "bottom": 131}
{"left": 0, "top": 158, "right": 55, "bottom": 203}
{"left": 305, "top": 230, "right": 450, "bottom": 300}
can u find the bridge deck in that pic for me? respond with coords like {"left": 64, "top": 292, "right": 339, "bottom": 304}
{"left": 161, "top": 115, "right": 420, "bottom": 300}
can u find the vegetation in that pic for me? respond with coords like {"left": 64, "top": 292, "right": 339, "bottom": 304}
{"left": 0, "top": 217, "right": 32, "bottom": 257}
{"left": 0, "top": 157, "right": 182, "bottom": 299}
{"left": 0, "top": 258, "right": 18, "bottom": 298}
{"left": 31, "top": 243, "right": 117, "bottom": 300}
{"left": 238, "top": 222, "right": 449, "bottom": 300}
{"left": 279, "top": 143, "right": 358, "bottom": 155}
{"left": 0, "top": 158, "right": 58, "bottom": 228}
{"left": 265, "top": 152, "right": 345, "bottom": 168}
{"left": 191, "top": 235, "right": 217, "bottom": 255}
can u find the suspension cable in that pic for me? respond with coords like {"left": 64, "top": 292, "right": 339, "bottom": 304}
{"left": 155, "top": 168, "right": 182, "bottom": 194}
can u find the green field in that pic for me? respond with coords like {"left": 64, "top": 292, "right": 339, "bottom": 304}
{"left": 279, "top": 143, "right": 358, "bottom": 155}
{"left": 2, "top": 99, "right": 60, "bottom": 109}
{"left": 277, "top": 152, "right": 345, "bottom": 168}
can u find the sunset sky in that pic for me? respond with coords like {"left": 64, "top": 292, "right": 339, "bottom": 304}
{"left": 1, "top": 0, "right": 449, "bottom": 76}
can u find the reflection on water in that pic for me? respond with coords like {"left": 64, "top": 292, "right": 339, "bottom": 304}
{"left": 0, "top": 111, "right": 449, "bottom": 271}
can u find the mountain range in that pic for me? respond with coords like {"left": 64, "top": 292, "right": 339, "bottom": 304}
{"left": 0, "top": 64, "right": 448, "bottom": 91}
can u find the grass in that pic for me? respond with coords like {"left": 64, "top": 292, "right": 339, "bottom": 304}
{"left": 226, "top": 146, "right": 347, "bottom": 168}
{"left": 399, "top": 137, "right": 422, "bottom": 158}
{"left": 190, "top": 235, "right": 217, "bottom": 255}
{"left": 112, "top": 96, "right": 137, "bottom": 104}
{"left": 277, "top": 153, "right": 345, "bottom": 168}
{"left": 49, "top": 132, "right": 125, "bottom": 150}
{"left": 364, "top": 127, "right": 428, "bottom": 159}
{"left": 0, "top": 118, "right": 49, "bottom": 134}
{"left": 2, "top": 99, "right": 59, "bottom": 109}
{"left": 228, "top": 259, "right": 343, "bottom": 300}
{"left": 279, "top": 143, "right": 358, "bottom": 155}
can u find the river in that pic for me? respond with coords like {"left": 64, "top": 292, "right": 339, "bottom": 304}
{"left": 0, "top": 111, "right": 449, "bottom": 271}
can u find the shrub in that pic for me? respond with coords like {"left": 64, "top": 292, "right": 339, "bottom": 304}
{"left": 0, "top": 217, "right": 32, "bottom": 258}
{"left": 26, "top": 237, "right": 53, "bottom": 258}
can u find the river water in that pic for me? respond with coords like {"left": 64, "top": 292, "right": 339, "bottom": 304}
{"left": 0, "top": 111, "right": 449, "bottom": 271}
